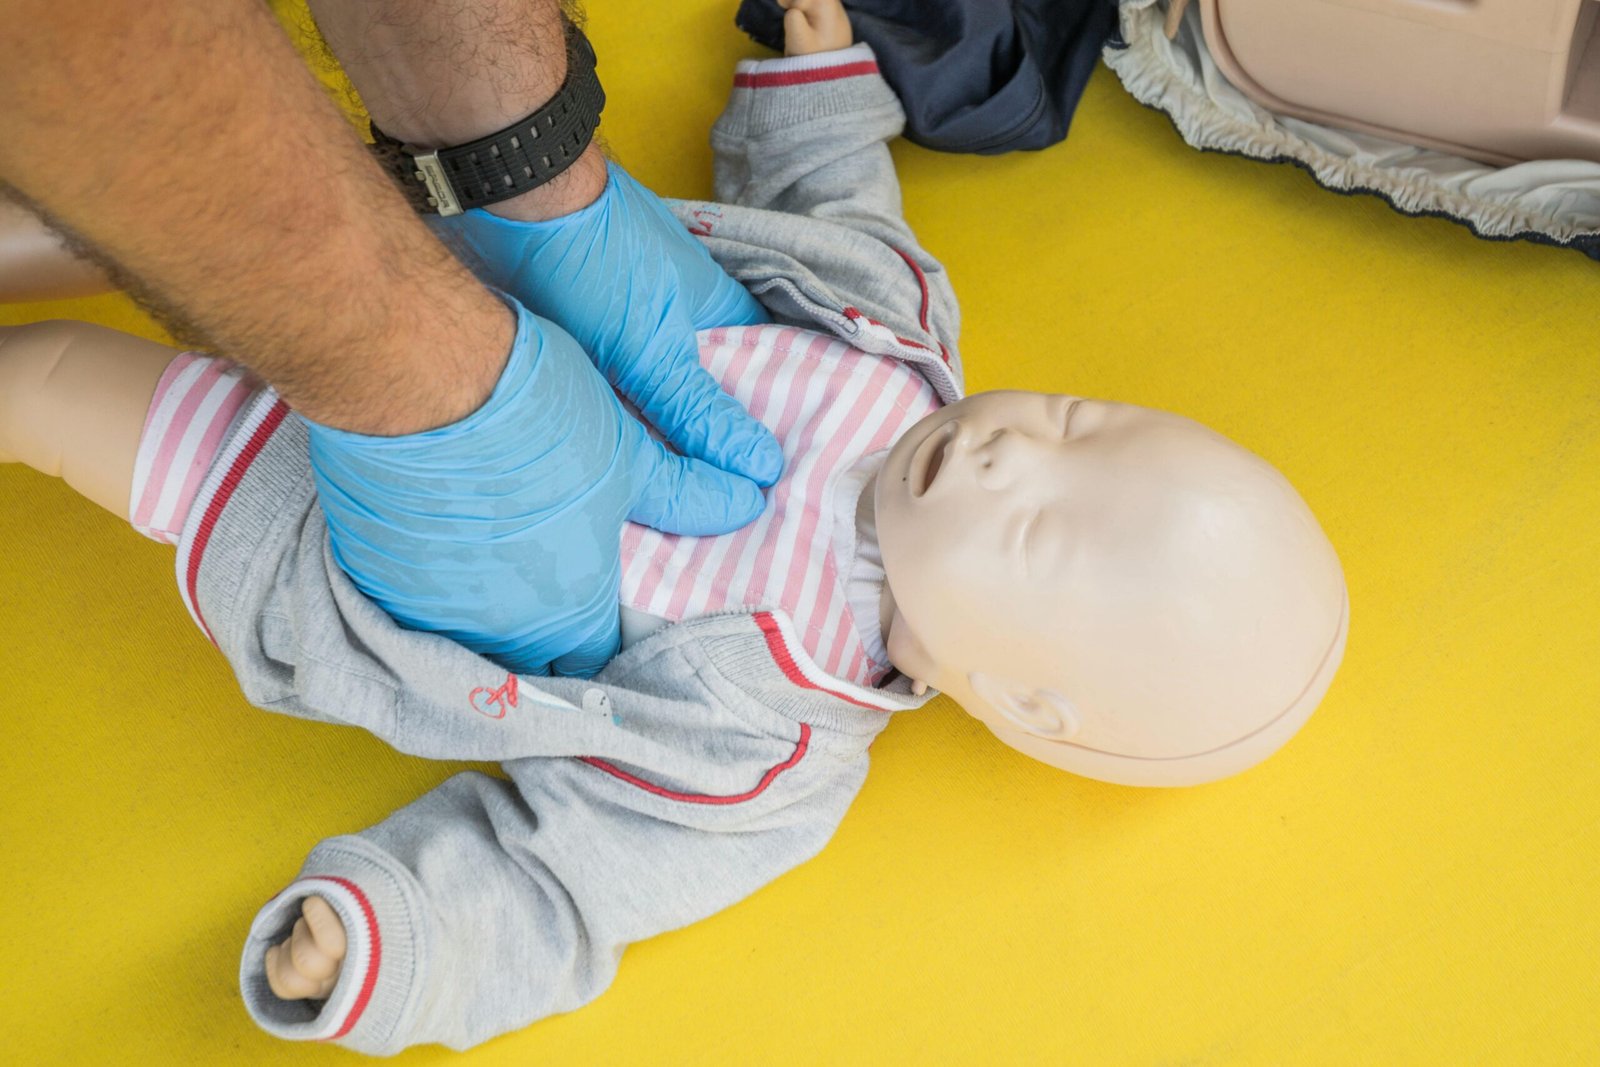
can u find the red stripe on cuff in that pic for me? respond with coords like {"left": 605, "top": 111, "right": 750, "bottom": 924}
{"left": 185, "top": 400, "right": 289, "bottom": 647}
{"left": 734, "top": 60, "right": 879, "bottom": 89}
{"left": 754, "top": 611, "right": 890, "bottom": 712}
{"left": 318, "top": 876, "right": 382, "bottom": 1041}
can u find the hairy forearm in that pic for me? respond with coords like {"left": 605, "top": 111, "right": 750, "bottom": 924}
{"left": 308, "top": 0, "right": 607, "bottom": 222}
{"left": 0, "top": 0, "right": 508, "bottom": 434}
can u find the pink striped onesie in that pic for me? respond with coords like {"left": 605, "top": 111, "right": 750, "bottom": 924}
{"left": 130, "top": 324, "right": 940, "bottom": 686}
{"left": 128, "top": 352, "right": 259, "bottom": 545}
{"left": 620, "top": 324, "right": 940, "bottom": 687}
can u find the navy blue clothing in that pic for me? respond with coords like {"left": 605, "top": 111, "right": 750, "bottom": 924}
{"left": 736, "top": 0, "right": 1117, "bottom": 154}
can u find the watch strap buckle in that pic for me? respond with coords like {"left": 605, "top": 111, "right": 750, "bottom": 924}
{"left": 407, "top": 149, "right": 464, "bottom": 216}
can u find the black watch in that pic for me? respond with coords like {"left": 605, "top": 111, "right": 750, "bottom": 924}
{"left": 368, "top": 21, "right": 605, "bottom": 215}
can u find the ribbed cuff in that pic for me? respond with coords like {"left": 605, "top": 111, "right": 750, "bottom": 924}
{"left": 691, "top": 610, "right": 927, "bottom": 738}
{"left": 239, "top": 839, "right": 423, "bottom": 1055}
{"left": 733, "top": 42, "right": 877, "bottom": 83}
{"left": 720, "top": 44, "right": 899, "bottom": 137}
{"left": 175, "top": 390, "right": 312, "bottom": 655}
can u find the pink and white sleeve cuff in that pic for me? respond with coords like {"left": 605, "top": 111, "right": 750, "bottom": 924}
{"left": 128, "top": 352, "right": 259, "bottom": 545}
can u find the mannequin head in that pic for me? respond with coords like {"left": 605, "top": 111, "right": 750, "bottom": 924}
{"left": 875, "top": 391, "right": 1347, "bottom": 787}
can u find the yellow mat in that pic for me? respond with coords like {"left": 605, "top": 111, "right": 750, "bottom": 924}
{"left": 4, "top": 2, "right": 1597, "bottom": 1063}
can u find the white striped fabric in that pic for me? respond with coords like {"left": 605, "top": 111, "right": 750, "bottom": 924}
{"left": 620, "top": 325, "right": 941, "bottom": 687}
{"left": 128, "top": 352, "right": 259, "bottom": 544}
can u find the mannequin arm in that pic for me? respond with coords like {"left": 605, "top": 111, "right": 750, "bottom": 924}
{"left": 0, "top": 321, "right": 176, "bottom": 517}
{"left": 678, "top": 8, "right": 962, "bottom": 362}
{"left": 241, "top": 756, "right": 862, "bottom": 1054}
{"left": 0, "top": 198, "right": 113, "bottom": 303}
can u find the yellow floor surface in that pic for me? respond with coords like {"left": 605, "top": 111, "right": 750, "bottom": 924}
{"left": 3, "top": 2, "right": 1597, "bottom": 1063}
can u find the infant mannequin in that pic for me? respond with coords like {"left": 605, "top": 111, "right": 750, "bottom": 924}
{"left": 0, "top": 0, "right": 1350, "bottom": 1049}
{"left": 0, "top": 332, "right": 1346, "bottom": 786}
{"left": 0, "top": 323, "right": 1347, "bottom": 1008}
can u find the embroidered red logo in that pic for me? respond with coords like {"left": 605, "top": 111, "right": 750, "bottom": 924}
{"left": 468, "top": 674, "right": 519, "bottom": 719}
{"left": 689, "top": 206, "right": 722, "bottom": 237}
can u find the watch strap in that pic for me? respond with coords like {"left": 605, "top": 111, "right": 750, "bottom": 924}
{"left": 369, "top": 22, "right": 605, "bottom": 215}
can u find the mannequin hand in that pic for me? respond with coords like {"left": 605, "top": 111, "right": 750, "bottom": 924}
{"left": 779, "top": 0, "right": 854, "bottom": 55}
{"left": 433, "top": 162, "right": 782, "bottom": 488}
{"left": 264, "top": 895, "right": 347, "bottom": 1001}
{"left": 307, "top": 300, "right": 765, "bottom": 676}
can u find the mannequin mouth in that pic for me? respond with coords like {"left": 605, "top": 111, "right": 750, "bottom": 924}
{"left": 910, "top": 423, "right": 957, "bottom": 497}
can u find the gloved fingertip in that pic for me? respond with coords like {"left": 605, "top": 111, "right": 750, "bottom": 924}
{"left": 702, "top": 476, "right": 766, "bottom": 535}
{"left": 628, "top": 462, "right": 768, "bottom": 536}
{"left": 747, "top": 433, "right": 785, "bottom": 488}
{"left": 705, "top": 426, "right": 784, "bottom": 488}
{"left": 727, "top": 477, "right": 768, "bottom": 529}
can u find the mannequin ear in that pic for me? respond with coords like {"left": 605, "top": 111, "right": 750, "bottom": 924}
{"left": 967, "top": 672, "right": 1081, "bottom": 740}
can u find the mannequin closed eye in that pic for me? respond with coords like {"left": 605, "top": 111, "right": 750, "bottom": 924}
{"left": 1013, "top": 510, "right": 1040, "bottom": 571}
{"left": 1057, "top": 397, "right": 1081, "bottom": 437}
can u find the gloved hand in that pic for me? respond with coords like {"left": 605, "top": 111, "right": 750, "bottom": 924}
{"left": 431, "top": 161, "right": 782, "bottom": 487}
{"left": 305, "top": 299, "right": 764, "bottom": 677}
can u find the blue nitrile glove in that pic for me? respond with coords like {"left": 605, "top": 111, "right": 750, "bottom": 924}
{"left": 431, "top": 161, "right": 782, "bottom": 488}
{"left": 304, "top": 299, "right": 765, "bottom": 677}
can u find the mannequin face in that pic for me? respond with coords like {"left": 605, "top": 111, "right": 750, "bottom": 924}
{"left": 874, "top": 391, "right": 1347, "bottom": 785}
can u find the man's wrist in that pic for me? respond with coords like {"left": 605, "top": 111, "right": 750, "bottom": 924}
{"left": 482, "top": 143, "right": 608, "bottom": 223}
{"left": 299, "top": 272, "right": 515, "bottom": 437}
{"left": 315, "top": 0, "right": 607, "bottom": 222}
{"left": 313, "top": 1, "right": 572, "bottom": 150}
{"left": 368, "top": 17, "right": 606, "bottom": 219}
